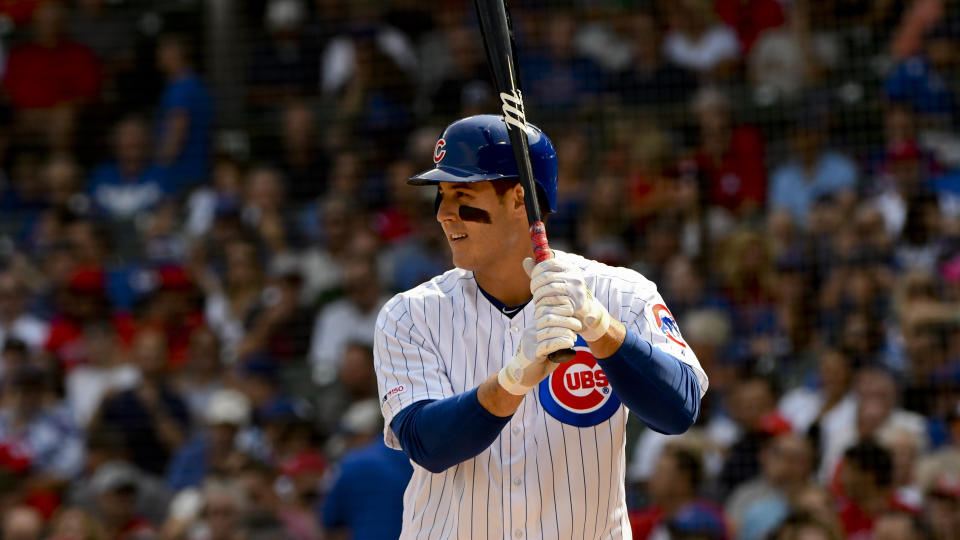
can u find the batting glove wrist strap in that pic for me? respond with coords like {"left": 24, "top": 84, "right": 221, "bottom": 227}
{"left": 579, "top": 297, "right": 612, "bottom": 342}
{"left": 498, "top": 327, "right": 568, "bottom": 395}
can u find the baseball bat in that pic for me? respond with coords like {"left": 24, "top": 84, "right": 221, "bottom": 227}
{"left": 474, "top": 0, "right": 575, "bottom": 364}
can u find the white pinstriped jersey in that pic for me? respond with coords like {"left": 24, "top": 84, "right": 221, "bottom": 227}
{"left": 375, "top": 251, "right": 709, "bottom": 540}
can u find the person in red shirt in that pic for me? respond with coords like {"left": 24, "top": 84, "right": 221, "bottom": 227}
{"left": 44, "top": 267, "right": 135, "bottom": 371}
{"left": 689, "top": 87, "right": 767, "bottom": 219}
{"left": 2, "top": 0, "right": 102, "bottom": 150}
{"left": 835, "top": 440, "right": 918, "bottom": 538}
{"left": 630, "top": 442, "right": 728, "bottom": 539}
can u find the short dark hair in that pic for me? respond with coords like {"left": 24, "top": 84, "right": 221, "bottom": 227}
{"left": 844, "top": 439, "right": 893, "bottom": 488}
{"left": 666, "top": 444, "right": 703, "bottom": 491}
{"left": 771, "top": 511, "right": 840, "bottom": 540}
{"left": 490, "top": 178, "right": 552, "bottom": 216}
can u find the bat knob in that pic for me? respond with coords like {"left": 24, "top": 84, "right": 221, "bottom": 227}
{"left": 547, "top": 349, "right": 575, "bottom": 364}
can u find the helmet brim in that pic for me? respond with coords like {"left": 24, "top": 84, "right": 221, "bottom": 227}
{"left": 407, "top": 165, "right": 517, "bottom": 186}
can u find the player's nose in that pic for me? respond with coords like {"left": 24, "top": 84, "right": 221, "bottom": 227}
{"left": 436, "top": 196, "right": 459, "bottom": 223}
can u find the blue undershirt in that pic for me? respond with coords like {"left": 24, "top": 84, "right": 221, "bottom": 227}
{"left": 390, "top": 328, "right": 701, "bottom": 473}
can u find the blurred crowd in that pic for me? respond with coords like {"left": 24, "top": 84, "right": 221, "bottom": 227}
{"left": 0, "top": 0, "right": 957, "bottom": 539}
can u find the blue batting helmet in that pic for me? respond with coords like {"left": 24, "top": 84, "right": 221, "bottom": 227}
{"left": 408, "top": 114, "right": 559, "bottom": 213}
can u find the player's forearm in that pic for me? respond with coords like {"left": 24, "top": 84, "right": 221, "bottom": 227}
{"left": 478, "top": 371, "right": 525, "bottom": 417}
{"left": 585, "top": 318, "right": 626, "bottom": 359}
{"left": 391, "top": 387, "right": 515, "bottom": 474}
{"left": 595, "top": 329, "right": 701, "bottom": 435}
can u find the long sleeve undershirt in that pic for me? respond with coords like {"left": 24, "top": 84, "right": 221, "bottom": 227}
{"left": 390, "top": 329, "right": 701, "bottom": 472}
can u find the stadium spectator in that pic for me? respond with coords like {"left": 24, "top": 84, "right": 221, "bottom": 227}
{"left": 174, "top": 328, "right": 224, "bottom": 423}
{"left": 68, "top": 0, "right": 136, "bottom": 102}
{"left": 662, "top": 0, "right": 740, "bottom": 78}
{"left": 425, "top": 23, "right": 494, "bottom": 119}
{"left": 630, "top": 442, "right": 727, "bottom": 539}
{"left": 155, "top": 32, "right": 213, "bottom": 191}
{"left": 0, "top": 365, "right": 84, "bottom": 480}
{"left": 769, "top": 106, "right": 858, "bottom": 227}
{"left": 777, "top": 348, "right": 854, "bottom": 434}
{"left": 204, "top": 239, "right": 265, "bottom": 362}
{"left": 726, "top": 432, "right": 815, "bottom": 537}
{"left": 248, "top": 0, "right": 319, "bottom": 103}
{"left": 2, "top": 0, "right": 101, "bottom": 151}
{"left": 0, "top": 271, "right": 48, "bottom": 354}
{"left": 747, "top": 0, "right": 840, "bottom": 102}
{"left": 2, "top": 506, "right": 43, "bottom": 540}
{"left": 717, "top": 370, "right": 785, "bottom": 494}
{"left": 915, "top": 448, "right": 960, "bottom": 540}
{"left": 270, "top": 101, "right": 329, "bottom": 202}
{"left": 308, "top": 257, "right": 386, "bottom": 384}
{"left": 166, "top": 389, "right": 251, "bottom": 491}
{"left": 884, "top": 21, "right": 958, "bottom": 125}
{"left": 768, "top": 511, "right": 838, "bottom": 540}
{"left": 872, "top": 511, "right": 930, "bottom": 540}
{"left": 834, "top": 440, "right": 914, "bottom": 538}
{"left": 93, "top": 329, "right": 190, "bottom": 475}
{"left": 519, "top": 9, "right": 604, "bottom": 117}
{"left": 321, "top": 429, "right": 412, "bottom": 540}
{"left": 818, "top": 365, "right": 926, "bottom": 482}
{"left": 314, "top": 342, "right": 377, "bottom": 436}
{"left": 688, "top": 87, "right": 767, "bottom": 219}
{"left": 88, "top": 116, "right": 172, "bottom": 221}
{"left": 44, "top": 267, "right": 135, "bottom": 371}
{"left": 611, "top": 11, "right": 698, "bottom": 108}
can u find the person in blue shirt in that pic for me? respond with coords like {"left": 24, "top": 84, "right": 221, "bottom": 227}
{"left": 155, "top": 32, "right": 213, "bottom": 192}
{"left": 884, "top": 24, "right": 957, "bottom": 125}
{"left": 769, "top": 112, "right": 858, "bottom": 226}
{"left": 321, "top": 432, "right": 412, "bottom": 540}
{"left": 89, "top": 116, "right": 172, "bottom": 220}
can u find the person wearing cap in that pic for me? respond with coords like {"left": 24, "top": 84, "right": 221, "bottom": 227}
{"left": 87, "top": 461, "right": 156, "bottom": 540}
{"left": 166, "top": 388, "right": 252, "bottom": 491}
{"left": 44, "top": 266, "right": 136, "bottom": 371}
{"left": 0, "top": 271, "right": 48, "bottom": 355}
{"left": 915, "top": 446, "right": 960, "bottom": 540}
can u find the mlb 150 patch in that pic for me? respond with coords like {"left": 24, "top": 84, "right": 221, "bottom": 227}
{"left": 539, "top": 337, "right": 621, "bottom": 427}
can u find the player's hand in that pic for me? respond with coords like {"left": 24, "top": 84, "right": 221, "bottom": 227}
{"left": 524, "top": 257, "right": 613, "bottom": 342}
{"left": 498, "top": 326, "right": 575, "bottom": 396}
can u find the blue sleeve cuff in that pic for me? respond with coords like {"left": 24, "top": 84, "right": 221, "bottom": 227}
{"left": 595, "top": 329, "right": 701, "bottom": 435}
{"left": 390, "top": 388, "right": 512, "bottom": 473}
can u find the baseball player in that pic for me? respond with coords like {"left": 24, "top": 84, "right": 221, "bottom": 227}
{"left": 374, "top": 115, "right": 708, "bottom": 539}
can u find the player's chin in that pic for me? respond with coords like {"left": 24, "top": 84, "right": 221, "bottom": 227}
{"left": 449, "top": 248, "right": 475, "bottom": 271}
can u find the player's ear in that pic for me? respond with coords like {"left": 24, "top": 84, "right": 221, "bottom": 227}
{"left": 512, "top": 184, "right": 525, "bottom": 211}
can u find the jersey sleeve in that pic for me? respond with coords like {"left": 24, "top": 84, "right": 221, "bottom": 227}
{"left": 599, "top": 272, "right": 709, "bottom": 398}
{"left": 374, "top": 294, "right": 456, "bottom": 450}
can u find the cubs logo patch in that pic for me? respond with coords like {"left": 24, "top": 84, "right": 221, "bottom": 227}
{"left": 433, "top": 138, "right": 446, "bottom": 163}
{"left": 539, "top": 338, "right": 620, "bottom": 427}
{"left": 652, "top": 304, "right": 686, "bottom": 348}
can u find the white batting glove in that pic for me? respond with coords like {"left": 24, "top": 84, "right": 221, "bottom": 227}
{"left": 498, "top": 325, "right": 576, "bottom": 396}
{"left": 524, "top": 257, "right": 613, "bottom": 342}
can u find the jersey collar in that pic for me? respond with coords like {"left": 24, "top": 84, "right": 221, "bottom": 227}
{"left": 477, "top": 284, "right": 530, "bottom": 319}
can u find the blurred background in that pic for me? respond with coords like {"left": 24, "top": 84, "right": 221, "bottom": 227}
{"left": 0, "top": 0, "right": 956, "bottom": 539}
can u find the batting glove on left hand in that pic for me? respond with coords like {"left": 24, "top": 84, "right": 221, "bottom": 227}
{"left": 498, "top": 326, "right": 575, "bottom": 395}
{"left": 524, "top": 257, "right": 613, "bottom": 343}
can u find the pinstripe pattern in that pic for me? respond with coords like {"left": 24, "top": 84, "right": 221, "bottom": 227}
{"left": 374, "top": 251, "right": 707, "bottom": 540}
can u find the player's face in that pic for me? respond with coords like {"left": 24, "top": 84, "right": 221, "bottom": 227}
{"left": 436, "top": 181, "right": 526, "bottom": 271}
